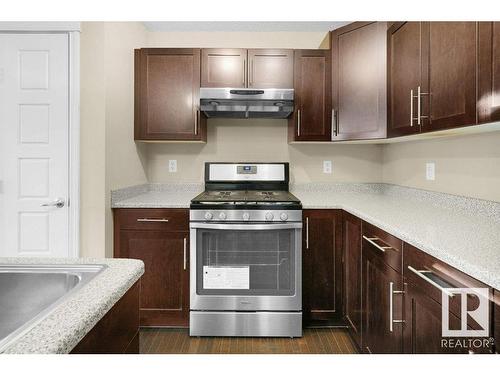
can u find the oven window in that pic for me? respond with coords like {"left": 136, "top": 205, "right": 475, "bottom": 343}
{"left": 196, "top": 228, "right": 296, "bottom": 296}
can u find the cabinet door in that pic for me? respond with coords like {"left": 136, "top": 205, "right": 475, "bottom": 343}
{"left": 387, "top": 22, "right": 422, "bottom": 137}
{"left": 404, "top": 281, "right": 468, "bottom": 354}
{"left": 134, "top": 48, "right": 205, "bottom": 141}
{"left": 343, "top": 212, "right": 362, "bottom": 348}
{"left": 478, "top": 22, "right": 500, "bottom": 124}
{"left": 362, "top": 244, "right": 403, "bottom": 353}
{"left": 332, "top": 22, "right": 387, "bottom": 141}
{"left": 247, "top": 49, "right": 293, "bottom": 88}
{"left": 495, "top": 290, "right": 500, "bottom": 354}
{"left": 422, "top": 22, "right": 477, "bottom": 131}
{"left": 119, "top": 230, "right": 189, "bottom": 327}
{"left": 303, "top": 210, "right": 342, "bottom": 325}
{"left": 290, "top": 50, "right": 332, "bottom": 141}
{"left": 201, "top": 48, "right": 247, "bottom": 88}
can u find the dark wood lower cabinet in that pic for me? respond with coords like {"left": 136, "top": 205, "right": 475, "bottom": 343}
{"left": 361, "top": 243, "right": 404, "bottom": 353}
{"left": 303, "top": 210, "right": 343, "bottom": 325}
{"left": 71, "top": 281, "right": 140, "bottom": 354}
{"left": 495, "top": 290, "right": 500, "bottom": 354}
{"left": 343, "top": 212, "right": 362, "bottom": 348}
{"left": 404, "top": 281, "right": 467, "bottom": 354}
{"left": 119, "top": 230, "right": 189, "bottom": 327}
{"left": 113, "top": 209, "right": 190, "bottom": 327}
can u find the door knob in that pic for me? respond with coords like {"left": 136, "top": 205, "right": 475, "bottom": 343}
{"left": 41, "top": 198, "right": 65, "bottom": 208}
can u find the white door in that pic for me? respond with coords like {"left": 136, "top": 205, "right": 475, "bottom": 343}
{"left": 0, "top": 34, "right": 70, "bottom": 257}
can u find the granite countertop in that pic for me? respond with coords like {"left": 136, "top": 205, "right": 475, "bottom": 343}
{"left": 0, "top": 257, "right": 144, "bottom": 354}
{"left": 111, "top": 183, "right": 500, "bottom": 290}
{"left": 111, "top": 183, "right": 202, "bottom": 208}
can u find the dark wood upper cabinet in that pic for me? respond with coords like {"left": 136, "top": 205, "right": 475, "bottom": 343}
{"left": 114, "top": 209, "right": 190, "bottom": 327}
{"left": 343, "top": 212, "right": 362, "bottom": 348}
{"left": 388, "top": 22, "right": 478, "bottom": 137}
{"left": 331, "top": 22, "right": 387, "bottom": 141}
{"left": 134, "top": 48, "right": 206, "bottom": 141}
{"left": 201, "top": 48, "right": 247, "bottom": 87}
{"left": 387, "top": 22, "right": 423, "bottom": 137}
{"left": 422, "top": 22, "right": 477, "bottom": 131}
{"left": 289, "top": 50, "right": 332, "bottom": 142}
{"left": 302, "top": 210, "right": 343, "bottom": 325}
{"left": 247, "top": 49, "right": 294, "bottom": 88}
{"left": 478, "top": 22, "right": 500, "bottom": 124}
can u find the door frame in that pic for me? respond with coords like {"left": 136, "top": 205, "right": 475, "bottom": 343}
{"left": 0, "top": 22, "right": 81, "bottom": 257}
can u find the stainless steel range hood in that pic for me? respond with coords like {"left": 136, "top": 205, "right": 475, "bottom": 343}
{"left": 200, "top": 88, "right": 294, "bottom": 119}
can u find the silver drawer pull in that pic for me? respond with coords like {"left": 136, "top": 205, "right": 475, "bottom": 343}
{"left": 137, "top": 218, "right": 169, "bottom": 223}
{"left": 407, "top": 266, "right": 454, "bottom": 297}
{"left": 183, "top": 237, "right": 187, "bottom": 271}
{"left": 389, "top": 281, "right": 405, "bottom": 332}
{"left": 362, "top": 235, "right": 393, "bottom": 253}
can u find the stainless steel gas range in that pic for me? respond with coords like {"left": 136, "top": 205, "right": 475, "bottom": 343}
{"left": 189, "top": 162, "right": 302, "bottom": 337}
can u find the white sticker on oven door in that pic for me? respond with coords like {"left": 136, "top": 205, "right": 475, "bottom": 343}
{"left": 203, "top": 266, "right": 250, "bottom": 289}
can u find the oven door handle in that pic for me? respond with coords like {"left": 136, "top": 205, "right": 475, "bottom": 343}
{"left": 190, "top": 223, "right": 303, "bottom": 230}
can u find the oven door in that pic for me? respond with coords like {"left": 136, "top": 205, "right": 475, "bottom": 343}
{"left": 190, "top": 222, "right": 302, "bottom": 312}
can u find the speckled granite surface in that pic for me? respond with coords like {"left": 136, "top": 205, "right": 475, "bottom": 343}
{"left": 111, "top": 183, "right": 500, "bottom": 290}
{"left": 0, "top": 257, "right": 144, "bottom": 354}
{"left": 111, "top": 183, "right": 203, "bottom": 208}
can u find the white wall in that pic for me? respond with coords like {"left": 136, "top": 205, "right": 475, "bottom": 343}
{"left": 80, "top": 22, "right": 148, "bottom": 258}
{"left": 146, "top": 119, "right": 383, "bottom": 184}
{"left": 382, "top": 131, "right": 500, "bottom": 202}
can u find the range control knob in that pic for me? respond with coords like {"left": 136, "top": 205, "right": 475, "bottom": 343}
{"left": 265, "top": 212, "right": 274, "bottom": 221}
{"left": 218, "top": 212, "right": 227, "bottom": 220}
{"left": 242, "top": 212, "right": 250, "bottom": 221}
{"left": 280, "top": 212, "right": 288, "bottom": 221}
{"left": 204, "top": 212, "right": 213, "bottom": 220}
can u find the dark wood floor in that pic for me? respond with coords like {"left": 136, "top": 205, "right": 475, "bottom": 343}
{"left": 139, "top": 328, "right": 358, "bottom": 354}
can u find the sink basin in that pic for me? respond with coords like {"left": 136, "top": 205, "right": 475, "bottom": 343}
{"left": 0, "top": 264, "right": 106, "bottom": 352}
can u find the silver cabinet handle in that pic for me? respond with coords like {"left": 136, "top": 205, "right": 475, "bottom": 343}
{"left": 41, "top": 198, "right": 65, "bottom": 208}
{"left": 416, "top": 85, "right": 429, "bottom": 125}
{"left": 136, "top": 218, "right": 169, "bottom": 222}
{"left": 362, "top": 235, "right": 393, "bottom": 253}
{"left": 194, "top": 107, "right": 199, "bottom": 135}
{"left": 249, "top": 59, "right": 254, "bottom": 86}
{"left": 183, "top": 237, "right": 187, "bottom": 271}
{"left": 417, "top": 86, "right": 421, "bottom": 125}
{"left": 407, "top": 266, "right": 454, "bottom": 296}
{"left": 297, "top": 109, "right": 301, "bottom": 137}
{"left": 305, "top": 216, "right": 309, "bottom": 249}
{"left": 389, "top": 281, "right": 405, "bottom": 332}
{"left": 410, "top": 89, "right": 414, "bottom": 127}
{"left": 331, "top": 109, "right": 337, "bottom": 140}
{"left": 242, "top": 59, "right": 246, "bottom": 86}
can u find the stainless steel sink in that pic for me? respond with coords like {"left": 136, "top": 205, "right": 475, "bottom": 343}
{"left": 0, "top": 264, "right": 106, "bottom": 352}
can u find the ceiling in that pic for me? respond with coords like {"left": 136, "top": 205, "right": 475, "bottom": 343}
{"left": 142, "top": 22, "right": 351, "bottom": 32}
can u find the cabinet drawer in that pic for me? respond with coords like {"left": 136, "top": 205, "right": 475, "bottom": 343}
{"left": 113, "top": 208, "right": 189, "bottom": 232}
{"left": 362, "top": 221, "right": 402, "bottom": 273}
{"left": 404, "top": 243, "right": 492, "bottom": 325}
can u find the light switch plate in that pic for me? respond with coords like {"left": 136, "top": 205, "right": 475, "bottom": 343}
{"left": 323, "top": 160, "right": 332, "bottom": 174}
{"left": 426, "top": 162, "right": 435, "bottom": 181}
{"left": 169, "top": 160, "right": 177, "bottom": 173}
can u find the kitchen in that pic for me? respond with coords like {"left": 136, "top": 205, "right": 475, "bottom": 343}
{"left": 1, "top": 1, "right": 500, "bottom": 373}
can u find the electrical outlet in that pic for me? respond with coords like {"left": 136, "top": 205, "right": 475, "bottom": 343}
{"left": 323, "top": 160, "right": 332, "bottom": 174}
{"left": 426, "top": 162, "right": 435, "bottom": 181}
{"left": 169, "top": 160, "right": 177, "bottom": 173}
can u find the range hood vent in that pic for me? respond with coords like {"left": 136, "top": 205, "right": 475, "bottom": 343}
{"left": 200, "top": 88, "right": 294, "bottom": 119}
